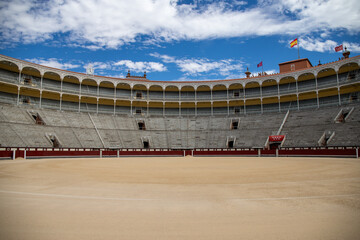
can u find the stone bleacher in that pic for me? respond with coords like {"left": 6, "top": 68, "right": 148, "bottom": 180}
{"left": 0, "top": 102, "right": 359, "bottom": 149}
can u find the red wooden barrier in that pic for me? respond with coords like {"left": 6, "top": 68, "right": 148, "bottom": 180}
{"left": 279, "top": 148, "right": 356, "bottom": 157}
{"left": 0, "top": 150, "right": 12, "bottom": 159}
{"left": 194, "top": 149, "right": 258, "bottom": 156}
{"left": 0, "top": 147, "right": 357, "bottom": 159}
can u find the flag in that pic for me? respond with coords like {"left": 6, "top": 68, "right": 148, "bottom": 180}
{"left": 290, "top": 38, "right": 298, "bottom": 48}
{"left": 257, "top": 61, "right": 263, "bottom": 67}
{"left": 335, "top": 44, "right": 343, "bottom": 52}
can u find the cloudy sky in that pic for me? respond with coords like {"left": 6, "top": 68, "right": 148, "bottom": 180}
{"left": 0, "top": 0, "right": 359, "bottom": 81}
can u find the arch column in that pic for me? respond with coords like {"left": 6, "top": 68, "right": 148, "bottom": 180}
{"left": 260, "top": 84, "right": 263, "bottom": 114}
{"left": 336, "top": 71, "right": 341, "bottom": 105}
{"left": 78, "top": 96, "right": 81, "bottom": 112}
{"left": 277, "top": 81, "right": 280, "bottom": 112}
{"left": 243, "top": 86, "right": 246, "bottom": 115}
{"left": 60, "top": 76, "right": 63, "bottom": 92}
{"left": 316, "top": 90, "right": 319, "bottom": 108}
{"left": 18, "top": 67, "right": 22, "bottom": 84}
{"left": 315, "top": 75, "right": 319, "bottom": 108}
{"left": 113, "top": 99, "right": 116, "bottom": 115}
{"left": 163, "top": 102, "right": 165, "bottom": 116}
{"left": 295, "top": 77, "right": 299, "bottom": 110}
{"left": 16, "top": 86, "right": 20, "bottom": 105}
{"left": 60, "top": 94, "right": 62, "bottom": 111}
{"left": 179, "top": 102, "right": 181, "bottom": 117}
{"left": 278, "top": 96, "right": 281, "bottom": 112}
{"left": 211, "top": 102, "right": 213, "bottom": 116}
{"left": 227, "top": 100, "right": 229, "bottom": 116}
{"left": 96, "top": 98, "right": 99, "bottom": 114}
{"left": 40, "top": 73, "right": 43, "bottom": 89}
{"left": 195, "top": 102, "right": 197, "bottom": 116}
{"left": 147, "top": 101, "right": 149, "bottom": 116}
{"left": 130, "top": 100, "right": 133, "bottom": 115}
{"left": 39, "top": 90, "right": 42, "bottom": 108}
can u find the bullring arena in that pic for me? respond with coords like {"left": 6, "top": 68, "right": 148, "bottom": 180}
{"left": 0, "top": 51, "right": 360, "bottom": 239}
{"left": 1, "top": 156, "right": 360, "bottom": 239}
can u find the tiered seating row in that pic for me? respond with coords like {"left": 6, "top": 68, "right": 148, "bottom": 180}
{"left": 0, "top": 102, "right": 359, "bottom": 149}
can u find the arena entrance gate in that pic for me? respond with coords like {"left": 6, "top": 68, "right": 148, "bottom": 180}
{"left": 268, "top": 135, "right": 285, "bottom": 149}
{"left": 184, "top": 150, "right": 193, "bottom": 156}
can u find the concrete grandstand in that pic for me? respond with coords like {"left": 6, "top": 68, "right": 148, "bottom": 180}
{"left": 0, "top": 52, "right": 359, "bottom": 158}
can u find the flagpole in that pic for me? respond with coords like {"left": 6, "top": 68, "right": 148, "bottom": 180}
{"left": 297, "top": 37, "right": 300, "bottom": 59}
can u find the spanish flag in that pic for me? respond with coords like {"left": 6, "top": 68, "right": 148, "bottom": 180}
{"left": 290, "top": 38, "right": 298, "bottom": 48}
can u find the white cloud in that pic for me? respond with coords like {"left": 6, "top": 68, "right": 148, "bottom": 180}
{"left": 298, "top": 37, "right": 338, "bottom": 52}
{"left": 26, "top": 58, "right": 80, "bottom": 70}
{"left": 1, "top": 0, "right": 359, "bottom": 48}
{"left": 151, "top": 53, "right": 244, "bottom": 76}
{"left": 343, "top": 42, "right": 360, "bottom": 53}
{"left": 294, "top": 37, "right": 360, "bottom": 53}
{"left": 114, "top": 60, "right": 167, "bottom": 72}
{"left": 272, "top": 0, "right": 360, "bottom": 31}
{"left": 84, "top": 62, "right": 112, "bottom": 70}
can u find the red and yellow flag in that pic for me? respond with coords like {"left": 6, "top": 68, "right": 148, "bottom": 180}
{"left": 290, "top": 38, "right": 298, "bottom": 48}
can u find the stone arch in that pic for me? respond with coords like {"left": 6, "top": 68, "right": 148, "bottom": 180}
{"left": 212, "top": 84, "right": 227, "bottom": 100}
{"left": 316, "top": 68, "right": 338, "bottom": 89}
{"left": 133, "top": 83, "right": 147, "bottom": 91}
{"left": 22, "top": 66, "right": 41, "bottom": 77}
{"left": 116, "top": 82, "right": 131, "bottom": 99}
{"left": 316, "top": 68, "right": 337, "bottom": 79}
{"left": 181, "top": 85, "right": 195, "bottom": 100}
{"left": 63, "top": 75, "right": 80, "bottom": 84}
{"left": 19, "top": 66, "right": 41, "bottom": 87}
{"left": 82, "top": 77, "right": 98, "bottom": 86}
{"left": 279, "top": 76, "right": 297, "bottom": 95}
{"left": 61, "top": 75, "right": 80, "bottom": 94}
{"left": 165, "top": 85, "right": 180, "bottom": 100}
{"left": 40, "top": 71, "right": 62, "bottom": 91}
{"left": 21, "top": 65, "right": 41, "bottom": 76}
{"left": 81, "top": 78, "right": 98, "bottom": 96}
{"left": 297, "top": 72, "right": 316, "bottom": 93}
{"left": 228, "top": 83, "right": 244, "bottom": 99}
{"left": 196, "top": 85, "right": 211, "bottom": 101}
{"left": 43, "top": 71, "right": 61, "bottom": 81}
{"left": 261, "top": 79, "right": 278, "bottom": 97}
{"left": 148, "top": 84, "right": 164, "bottom": 100}
{"left": 0, "top": 60, "right": 20, "bottom": 73}
{"left": 244, "top": 81, "right": 260, "bottom": 98}
{"left": 99, "top": 80, "right": 115, "bottom": 98}
{"left": 133, "top": 84, "right": 148, "bottom": 100}
{"left": 338, "top": 61, "right": 359, "bottom": 74}
{"left": 338, "top": 62, "right": 360, "bottom": 84}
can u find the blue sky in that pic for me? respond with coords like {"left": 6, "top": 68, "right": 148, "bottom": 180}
{"left": 0, "top": 0, "right": 359, "bottom": 81}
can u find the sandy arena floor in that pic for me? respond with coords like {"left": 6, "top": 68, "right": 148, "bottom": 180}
{"left": 0, "top": 156, "right": 360, "bottom": 239}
